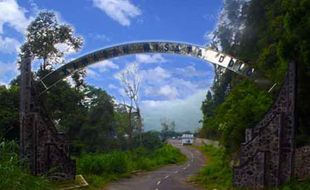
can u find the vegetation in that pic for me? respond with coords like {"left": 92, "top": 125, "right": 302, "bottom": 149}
{"left": 0, "top": 139, "right": 54, "bottom": 190}
{"left": 0, "top": 10, "right": 187, "bottom": 189}
{"left": 200, "top": 0, "right": 310, "bottom": 154}
{"left": 280, "top": 180, "right": 310, "bottom": 190}
{"left": 199, "top": 0, "right": 310, "bottom": 188}
{"left": 77, "top": 144, "right": 186, "bottom": 189}
{"left": 193, "top": 145, "right": 310, "bottom": 190}
{"left": 192, "top": 145, "right": 232, "bottom": 190}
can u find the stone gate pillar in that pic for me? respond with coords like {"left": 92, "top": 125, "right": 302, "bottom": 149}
{"left": 19, "top": 56, "right": 76, "bottom": 180}
{"left": 233, "top": 62, "right": 296, "bottom": 188}
{"left": 20, "top": 56, "right": 33, "bottom": 163}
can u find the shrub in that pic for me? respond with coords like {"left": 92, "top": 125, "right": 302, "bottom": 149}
{"left": 0, "top": 139, "right": 53, "bottom": 190}
{"left": 77, "top": 143, "right": 186, "bottom": 189}
{"left": 78, "top": 151, "right": 128, "bottom": 175}
{"left": 192, "top": 145, "right": 232, "bottom": 190}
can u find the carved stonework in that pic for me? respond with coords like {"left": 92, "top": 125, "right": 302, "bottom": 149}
{"left": 294, "top": 146, "right": 310, "bottom": 180}
{"left": 20, "top": 57, "right": 75, "bottom": 180}
{"left": 233, "top": 62, "right": 297, "bottom": 188}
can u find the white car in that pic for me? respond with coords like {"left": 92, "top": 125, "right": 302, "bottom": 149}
{"left": 181, "top": 134, "right": 194, "bottom": 145}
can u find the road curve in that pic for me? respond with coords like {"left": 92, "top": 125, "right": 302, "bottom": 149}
{"left": 104, "top": 139, "right": 205, "bottom": 190}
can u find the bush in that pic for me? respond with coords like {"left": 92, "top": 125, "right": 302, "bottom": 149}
{"left": 132, "top": 131, "right": 163, "bottom": 150}
{"left": 0, "top": 139, "right": 53, "bottom": 190}
{"left": 78, "top": 151, "right": 128, "bottom": 175}
{"left": 77, "top": 143, "right": 186, "bottom": 188}
{"left": 281, "top": 179, "right": 310, "bottom": 190}
{"left": 192, "top": 145, "right": 232, "bottom": 190}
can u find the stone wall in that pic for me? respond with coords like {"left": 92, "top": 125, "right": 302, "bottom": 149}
{"left": 294, "top": 146, "right": 310, "bottom": 180}
{"left": 233, "top": 62, "right": 296, "bottom": 188}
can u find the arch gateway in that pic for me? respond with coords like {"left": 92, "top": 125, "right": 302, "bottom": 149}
{"left": 37, "top": 41, "right": 256, "bottom": 94}
{"left": 19, "top": 41, "right": 309, "bottom": 188}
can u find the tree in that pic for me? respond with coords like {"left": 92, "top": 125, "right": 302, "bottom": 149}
{"left": 19, "top": 11, "right": 85, "bottom": 88}
{"left": 77, "top": 86, "right": 116, "bottom": 152}
{"left": 119, "top": 63, "right": 143, "bottom": 147}
{"left": 160, "top": 118, "right": 176, "bottom": 140}
{"left": 20, "top": 11, "right": 83, "bottom": 70}
{"left": 0, "top": 85, "right": 19, "bottom": 140}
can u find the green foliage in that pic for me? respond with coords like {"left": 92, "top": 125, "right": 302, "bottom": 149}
{"left": 78, "top": 151, "right": 128, "bottom": 176}
{"left": 280, "top": 179, "right": 310, "bottom": 190}
{"left": 132, "top": 131, "right": 163, "bottom": 150}
{"left": 0, "top": 85, "right": 19, "bottom": 140}
{"left": 192, "top": 145, "right": 232, "bottom": 190}
{"left": 202, "top": 81, "right": 272, "bottom": 154}
{"left": 0, "top": 139, "right": 53, "bottom": 190}
{"left": 201, "top": 0, "right": 310, "bottom": 154}
{"left": 20, "top": 11, "right": 83, "bottom": 70}
{"left": 77, "top": 144, "right": 186, "bottom": 189}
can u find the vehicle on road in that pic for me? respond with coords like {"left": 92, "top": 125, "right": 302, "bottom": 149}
{"left": 181, "top": 134, "right": 194, "bottom": 145}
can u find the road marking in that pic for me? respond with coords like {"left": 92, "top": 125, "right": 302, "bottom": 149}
{"left": 155, "top": 188, "right": 159, "bottom": 190}
{"left": 164, "top": 175, "right": 169, "bottom": 179}
{"left": 157, "top": 181, "right": 161, "bottom": 185}
{"left": 174, "top": 171, "right": 178, "bottom": 174}
{"left": 183, "top": 167, "right": 187, "bottom": 170}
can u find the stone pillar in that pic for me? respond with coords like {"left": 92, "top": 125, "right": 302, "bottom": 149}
{"left": 19, "top": 56, "right": 33, "bottom": 166}
{"left": 233, "top": 62, "right": 297, "bottom": 188}
{"left": 20, "top": 56, "right": 76, "bottom": 180}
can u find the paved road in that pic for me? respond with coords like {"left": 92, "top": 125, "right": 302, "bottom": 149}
{"left": 104, "top": 139, "right": 205, "bottom": 190}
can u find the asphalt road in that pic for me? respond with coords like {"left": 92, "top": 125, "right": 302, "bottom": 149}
{"left": 104, "top": 139, "right": 205, "bottom": 190}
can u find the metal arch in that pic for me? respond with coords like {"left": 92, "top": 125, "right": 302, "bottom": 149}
{"left": 38, "top": 41, "right": 256, "bottom": 93}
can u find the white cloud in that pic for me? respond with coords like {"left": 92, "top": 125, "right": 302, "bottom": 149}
{"left": 88, "top": 33, "right": 110, "bottom": 42}
{"left": 203, "top": 31, "right": 214, "bottom": 43}
{"left": 0, "top": 61, "right": 18, "bottom": 85}
{"left": 140, "top": 66, "right": 171, "bottom": 82}
{"left": 158, "top": 85, "right": 178, "bottom": 99}
{"left": 0, "top": 0, "right": 30, "bottom": 34}
{"left": 0, "top": 36, "right": 21, "bottom": 53}
{"left": 55, "top": 43, "right": 76, "bottom": 54}
{"left": 108, "top": 83, "right": 118, "bottom": 89}
{"left": 89, "top": 60, "right": 119, "bottom": 73}
{"left": 175, "top": 65, "right": 209, "bottom": 78}
{"left": 135, "top": 54, "right": 166, "bottom": 64}
{"left": 93, "top": 0, "right": 141, "bottom": 26}
{"left": 141, "top": 90, "right": 207, "bottom": 132}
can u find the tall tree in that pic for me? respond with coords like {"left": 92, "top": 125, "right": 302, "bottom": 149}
{"left": 119, "top": 63, "right": 143, "bottom": 147}
{"left": 19, "top": 11, "right": 85, "bottom": 88}
{"left": 20, "top": 11, "right": 83, "bottom": 70}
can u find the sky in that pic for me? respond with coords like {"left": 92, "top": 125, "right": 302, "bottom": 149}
{"left": 0, "top": 0, "right": 223, "bottom": 132}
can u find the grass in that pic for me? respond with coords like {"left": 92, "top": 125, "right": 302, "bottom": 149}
{"left": 191, "top": 145, "right": 233, "bottom": 190}
{"left": 0, "top": 139, "right": 54, "bottom": 190}
{"left": 77, "top": 143, "right": 187, "bottom": 189}
{"left": 192, "top": 145, "right": 310, "bottom": 190}
{"left": 0, "top": 138, "right": 186, "bottom": 190}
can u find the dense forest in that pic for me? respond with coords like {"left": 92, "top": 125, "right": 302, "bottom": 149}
{"left": 200, "top": 0, "right": 310, "bottom": 155}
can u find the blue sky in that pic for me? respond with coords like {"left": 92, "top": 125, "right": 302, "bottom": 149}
{"left": 0, "top": 0, "right": 223, "bottom": 131}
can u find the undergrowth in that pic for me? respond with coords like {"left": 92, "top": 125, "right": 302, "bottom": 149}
{"left": 77, "top": 143, "right": 186, "bottom": 189}
{"left": 0, "top": 139, "right": 53, "bottom": 190}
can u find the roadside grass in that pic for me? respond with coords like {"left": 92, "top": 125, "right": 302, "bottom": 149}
{"left": 0, "top": 139, "right": 54, "bottom": 190}
{"left": 77, "top": 143, "right": 187, "bottom": 189}
{"left": 192, "top": 145, "right": 310, "bottom": 190}
{"left": 191, "top": 145, "right": 233, "bottom": 190}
